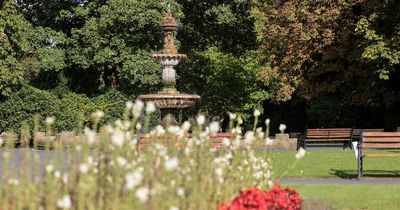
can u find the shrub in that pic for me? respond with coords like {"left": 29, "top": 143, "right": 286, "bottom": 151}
{"left": 0, "top": 85, "right": 60, "bottom": 133}
{"left": 91, "top": 88, "right": 127, "bottom": 125}
{"left": 0, "top": 86, "right": 127, "bottom": 133}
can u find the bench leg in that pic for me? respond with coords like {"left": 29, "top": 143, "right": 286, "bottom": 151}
{"left": 296, "top": 138, "right": 306, "bottom": 151}
{"left": 357, "top": 156, "right": 361, "bottom": 179}
{"left": 343, "top": 141, "right": 352, "bottom": 150}
{"left": 357, "top": 156, "right": 363, "bottom": 180}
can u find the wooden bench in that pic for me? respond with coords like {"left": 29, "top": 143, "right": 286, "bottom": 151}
{"left": 138, "top": 132, "right": 236, "bottom": 148}
{"left": 357, "top": 132, "right": 400, "bottom": 179}
{"left": 352, "top": 128, "right": 383, "bottom": 143}
{"left": 297, "top": 128, "right": 353, "bottom": 150}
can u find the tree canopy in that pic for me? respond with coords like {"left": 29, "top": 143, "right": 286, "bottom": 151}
{"left": 1, "top": 0, "right": 400, "bottom": 131}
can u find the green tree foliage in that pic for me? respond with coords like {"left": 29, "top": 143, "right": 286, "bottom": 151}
{"left": 178, "top": 0, "right": 257, "bottom": 55}
{"left": 2, "top": 0, "right": 272, "bottom": 131}
{"left": 66, "top": 0, "right": 177, "bottom": 94}
{"left": 181, "top": 47, "right": 269, "bottom": 120}
{"left": 0, "top": 0, "right": 67, "bottom": 96}
{"left": 176, "top": 0, "right": 267, "bottom": 121}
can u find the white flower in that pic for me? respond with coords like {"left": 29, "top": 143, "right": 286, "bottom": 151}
{"left": 279, "top": 124, "right": 287, "bottom": 132}
{"left": 237, "top": 117, "right": 243, "bottom": 125}
{"left": 181, "top": 121, "right": 191, "bottom": 131}
{"left": 253, "top": 109, "right": 261, "bottom": 117}
{"left": 229, "top": 113, "right": 237, "bottom": 120}
{"left": 215, "top": 167, "right": 223, "bottom": 177}
{"left": 145, "top": 102, "right": 156, "bottom": 114}
{"left": 167, "top": 126, "right": 181, "bottom": 135}
{"left": 56, "top": 195, "right": 72, "bottom": 209}
{"left": 231, "top": 127, "right": 242, "bottom": 134}
{"left": 45, "top": 117, "right": 55, "bottom": 125}
{"left": 87, "top": 156, "right": 94, "bottom": 165}
{"left": 135, "top": 123, "right": 142, "bottom": 130}
{"left": 75, "top": 145, "right": 82, "bottom": 151}
{"left": 107, "top": 175, "right": 113, "bottom": 183}
{"left": 105, "top": 125, "right": 114, "bottom": 134}
{"left": 257, "top": 131, "right": 264, "bottom": 139}
{"left": 0, "top": 137, "right": 3, "bottom": 145}
{"left": 84, "top": 127, "right": 96, "bottom": 145}
{"left": 170, "top": 207, "right": 179, "bottom": 210}
{"left": 196, "top": 115, "right": 205, "bottom": 125}
{"left": 125, "top": 167, "right": 144, "bottom": 191}
{"left": 112, "top": 130, "right": 125, "bottom": 147}
{"left": 265, "top": 138, "right": 273, "bottom": 146}
{"left": 165, "top": 157, "right": 179, "bottom": 171}
{"left": 132, "top": 100, "right": 144, "bottom": 118}
{"left": 209, "top": 122, "right": 219, "bottom": 134}
{"left": 63, "top": 173, "right": 68, "bottom": 184}
{"left": 265, "top": 119, "right": 270, "bottom": 125}
{"left": 117, "top": 156, "right": 128, "bottom": 167}
{"left": 244, "top": 131, "right": 255, "bottom": 144}
{"left": 54, "top": 170, "right": 61, "bottom": 178}
{"left": 295, "top": 148, "right": 306, "bottom": 159}
{"left": 155, "top": 125, "right": 165, "bottom": 136}
{"left": 79, "top": 163, "right": 89, "bottom": 174}
{"left": 225, "top": 152, "right": 233, "bottom": 160}
{"left": 45, "top": 164, "right": 54, "bottom": 173}
{"left": 176, "top": 188, "right": 185, "bottom": 197}
{"left": 92, "top": 110, "right": 104, "bottom": 119}
{"left": 7, "top": 178, "right": 19, "bottom": 186}
{"left": 222, "top": 138, "right": 230, "bottom": 146}
{"left": 126, "top": 101, "right": 134, "bottom": 110}
{"left": 135, "top": 187, "right": 150, "bottom": 203}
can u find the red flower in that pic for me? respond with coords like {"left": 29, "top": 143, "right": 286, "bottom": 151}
{"left": 218, "top": 184, "right": 301, "bottom": 210}
{"left": 264, "top": 184, "right": 301, "bottom": 210}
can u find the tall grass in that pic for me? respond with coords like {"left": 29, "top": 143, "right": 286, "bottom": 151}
{"left": 0, "top": 101, "right": 293, "bottom": 210}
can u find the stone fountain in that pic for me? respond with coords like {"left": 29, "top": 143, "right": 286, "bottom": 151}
{"left": 138, "top": 6, "right": 200, "bottom": 126}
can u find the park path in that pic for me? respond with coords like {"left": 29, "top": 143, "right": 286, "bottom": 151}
{"left": 279, "top": 178, "right": 400, "bottom": 185}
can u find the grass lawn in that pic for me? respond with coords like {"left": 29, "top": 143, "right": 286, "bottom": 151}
{"left": 269, "top": 150, "right": 400, "bottom": 179}
{"left": 268, "top": 150, "right": 400, "bottom": 209}
{"left": 285, "top": 184, "right": 400, "bottom": 210}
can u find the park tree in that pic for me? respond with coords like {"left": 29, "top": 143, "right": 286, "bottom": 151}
{"left": 177, "top": 0, "right": 257, "bottom": 55}
{"left": 66, "top": 0, "right": 181, "bottom": 95}
{"left": 252, "top": 0, "right": 399, "bottom": 106}
{"left": 176, "top": 0, "right": 270, "bottom": 120}
{"left": 0, "top": 0, "right": 66, "bottom": 97}
{"left": 180, "top": 47, "right": 269, "bottom": 120}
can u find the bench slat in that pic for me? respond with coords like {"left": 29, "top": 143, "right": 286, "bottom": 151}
{"left": 307, "top": 136, "right": 351, "bottom": 139}
{"left": 362, "top": 143, "right": 400, "bottom": 149}
{"left": 353, "top": 129, "right": 383, "bottom": 136}
{"left": 363, "top": 138, "right": 400, "bottom": 143}
{"left": 307, "top": 131, "right": 351, "bottom": 133}
{"left": 363, "top": 132, "right": 400, "bottom": 137}
{"left": 307, "top": 139, "right": 349, "bottom": 142}
{"left": 363, "top": 154, "right": 400, "bottom": 157}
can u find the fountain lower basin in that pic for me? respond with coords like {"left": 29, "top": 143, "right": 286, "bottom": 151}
{"left": 138, "top": 92, "right": 200, "bottom": 109}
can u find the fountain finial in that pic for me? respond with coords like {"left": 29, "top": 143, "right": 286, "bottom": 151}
{"left": 167, "top": 3, "right": 171, "bottom": 13}
{"left": 161, "top": 5, "right": 178, "bottom": 54}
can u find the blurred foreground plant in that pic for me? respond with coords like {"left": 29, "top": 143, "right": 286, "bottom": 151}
{"left": 0, "top": 100, "right": 302, "bottom": 210}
